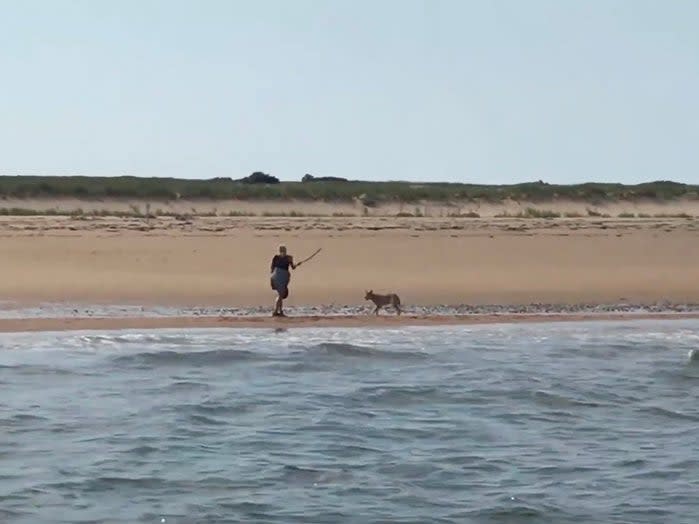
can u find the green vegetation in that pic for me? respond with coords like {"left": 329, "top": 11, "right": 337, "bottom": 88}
{"left": 653, "top": 213, "right": 693, "bottom": 219}
{"left": 496, "top": 208, "right": 561, "bottom": 219}
{"left": 520, "top": 208, "right": 561, "bottom": 219}
{"left": 0, "top": 207, "right": 257, "bottom": 218}
{"left": 447, "top": 211, "right": 481, "bottom": 218}
{"left": 0, "top": 205, "right": 693, "bottom": 219}
{"left": 0, "top": 176, "right": 697, "bottom": 204}
{"left": 261, "top": 211, "right": 323, "bottom": 217}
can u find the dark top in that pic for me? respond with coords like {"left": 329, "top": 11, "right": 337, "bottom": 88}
{"left": 271, "top": 255, "right": 291, "bottom": 271}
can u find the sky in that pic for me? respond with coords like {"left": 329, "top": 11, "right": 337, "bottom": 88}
{"left": 1, "top": 0, "right": 698, "bottom": 184}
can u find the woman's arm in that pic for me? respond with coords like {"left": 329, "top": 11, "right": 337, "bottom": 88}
{"left": 290, "top": 256, "right": 297, "bottom": 270}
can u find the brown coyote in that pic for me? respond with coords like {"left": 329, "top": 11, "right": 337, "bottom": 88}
{"left": 364, "top": 290, "right": 402, "bottom": 316}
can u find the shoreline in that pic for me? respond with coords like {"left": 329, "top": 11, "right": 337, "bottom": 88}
{"left": 1, "top": 311, "right": 699, "bottom": 333}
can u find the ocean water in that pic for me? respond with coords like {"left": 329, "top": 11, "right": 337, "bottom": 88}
{"left": 1, "top": 321, "right": 699, "bottom": 524}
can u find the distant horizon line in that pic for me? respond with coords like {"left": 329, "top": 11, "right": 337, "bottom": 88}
{"left": 0, "top": 173, "right": 694, "bottom": 188}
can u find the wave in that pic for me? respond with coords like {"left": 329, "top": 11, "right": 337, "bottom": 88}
{"left": 126, "top": 445, "right": 160, "bottom": 456}
{"left": 462, "top": 497, "right": 575, "bottom": 523}
{"left": 112, "top": 348, "right": 262, "bottom": 367}
{"left": 279, "top": 465, "right": 353, "bottom": 485}
{"left": 465, "top": 506, "right": 548, "bottom": 521}
{"left": 1, "top": 413, "right": 50, "bottom": 427}
{"left": 640, "top": 405, "right": 699, "bottom": 422}
{"left": 187, "top": 413, "right": 228, "bottom": 426}
{"left": 164, "top": 379, "right": 211, "bottom": 392}
{"left": 163, "top": 398, "right": 264, "bottom": 430}
{"left": 532, "top": 389, "right": 604, "bottom": 409}
{"left": 79, "top": 334, "right": 194, "bottom": 346}
{"left": 193, "top": 399, "right": 260, "bottom": 416}
{"left": 77, "top": 476, "right": 181, "bottom": 493}
{"left": 0, "top": 509, "right": 28, "bottom": 520}
{"left": 0, "top": 364, "right": 91, "bottom": 377}
{"left": 614, "top": 458, "right": 647, "bottom": 468}
{"left": 305, "top": 342, "right": 426, "bottom": 360}
{"left": 351, "top": 384, "right": 442, "bottom": 406}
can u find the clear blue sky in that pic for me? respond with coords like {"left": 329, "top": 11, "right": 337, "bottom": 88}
{"left": 1, "top": 0, "right": 697, "bottom": 184}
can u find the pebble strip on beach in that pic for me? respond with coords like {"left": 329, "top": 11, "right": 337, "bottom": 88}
{"left": 1, "top": 301, "right": 699, "bottom": 320}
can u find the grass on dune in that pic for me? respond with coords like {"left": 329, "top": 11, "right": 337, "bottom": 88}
{"left": 0, "top": 176, "right": 697, "bottom": 205}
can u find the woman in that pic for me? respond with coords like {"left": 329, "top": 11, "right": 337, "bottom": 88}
{"left": 270, "top": 245, "right": 302, "bottom": 317}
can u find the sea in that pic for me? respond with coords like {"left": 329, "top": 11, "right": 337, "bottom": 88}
{"left": 1, "top": 319, "right": 699, "bottom": 523}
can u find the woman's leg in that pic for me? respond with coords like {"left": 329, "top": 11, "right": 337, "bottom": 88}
{"left": 271, "top": 269, "right": 289, "bottom": 317}
{"left": 274, "top": 294, "right": 283, "bottom": 316}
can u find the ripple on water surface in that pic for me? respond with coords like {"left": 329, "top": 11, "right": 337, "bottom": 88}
{"left": 1, "top": 320, "right": 699, "bottom": 523}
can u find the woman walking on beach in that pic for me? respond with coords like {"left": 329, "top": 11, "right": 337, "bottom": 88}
{"left": 270, "top": 245, "right": 299, "bottom": 317}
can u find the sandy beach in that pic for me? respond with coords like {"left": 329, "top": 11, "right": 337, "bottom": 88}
{"left": 0, "top": 203, "right": 698, "bottom": 331}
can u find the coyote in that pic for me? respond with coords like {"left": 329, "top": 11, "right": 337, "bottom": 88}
{"left": 364, "top": 290, "right": 402, "bottom": 316}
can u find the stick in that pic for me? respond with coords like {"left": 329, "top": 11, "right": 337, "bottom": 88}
{"left": 297, "top": 248, "right": 322, "bottom": 266}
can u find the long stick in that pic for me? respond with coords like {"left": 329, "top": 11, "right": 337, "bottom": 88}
{"left": 298, "top": 248, "right": 322, "bottom": 266}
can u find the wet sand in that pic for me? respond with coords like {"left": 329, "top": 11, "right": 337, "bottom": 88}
{"left": 1, "top": 311, "right": 699, "bottom": 333}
